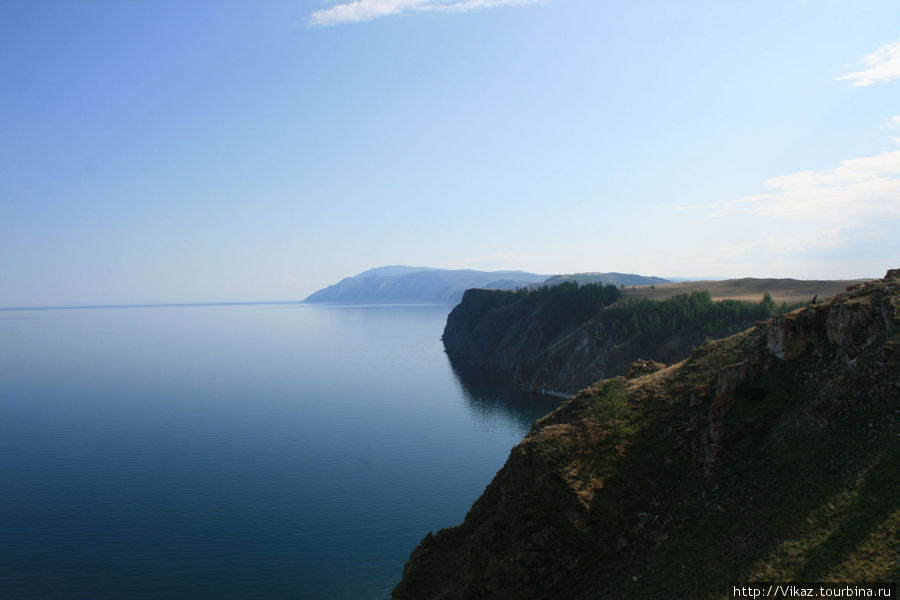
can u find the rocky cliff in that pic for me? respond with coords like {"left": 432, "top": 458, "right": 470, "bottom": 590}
{"left": 396, "top": 270, "right": 900, "bottom": 599}
{"left": 442, "top": 286, "right": 789, "bottom": 395}
{"left": 442, "top": 288, "right": 619, "bottom": 394}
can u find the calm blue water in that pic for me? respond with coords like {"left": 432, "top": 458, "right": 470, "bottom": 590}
{"left": 0, "top": 303, "right": 559, "bottom": 599}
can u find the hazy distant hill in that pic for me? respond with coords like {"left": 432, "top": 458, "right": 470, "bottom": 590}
{"left": 544, "top": 272, "right": 671, "bottom": 287}
{"left": 304, "top": 266, "right": 548, "bottom": 305}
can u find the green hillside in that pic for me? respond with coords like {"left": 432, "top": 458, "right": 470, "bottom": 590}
{"left": 396, "top": 270, "right": 900, "bottom": 599}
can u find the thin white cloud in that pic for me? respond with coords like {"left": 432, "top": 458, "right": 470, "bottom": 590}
{"left": 308, "top": 0, "right": 542, "bottom": 26}
{"left": 764, "top": 227, "right": 862, "bottom": 253}
{"left": 724, "top": 150, "right": 900, "bottom": 224}
{"left": 881, "top": 115, "right": 900, "bottom": 130}
{"left": 836, "top": 41, "right": 900, "bottom": 86}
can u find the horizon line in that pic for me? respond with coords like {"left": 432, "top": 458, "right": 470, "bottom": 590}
{"left": 0, "top": 300, "right": 308, "bottom": 312}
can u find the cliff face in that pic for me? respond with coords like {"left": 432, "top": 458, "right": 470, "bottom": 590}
{"left": 396, "top": 270, "right": 900, "bottom": 599}
{"left": 442, "top": 287, "right": 761, "bottom": 395}
{"left": 442, "top": 288, "right": 616, "bottom": 394}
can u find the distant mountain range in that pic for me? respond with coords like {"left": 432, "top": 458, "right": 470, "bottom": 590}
{"left": 304, "top": 266, "right": 548, "bottom": 305}
{"left": 305, "top": 267, "right": 672, "bottom": 305}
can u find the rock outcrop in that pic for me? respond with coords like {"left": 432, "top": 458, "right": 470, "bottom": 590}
{"left": 395, "top": 270, "right": 900, "bottom": 599}
{"left": 442, "top": 289, "right": 618, "bottom": 394}
{"left": 442, "top": 285, "right": 799, "bottom": 395}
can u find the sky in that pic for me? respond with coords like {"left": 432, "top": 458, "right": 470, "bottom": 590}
{"left": 1, "top": 0, "right": 899, "bottom": 306}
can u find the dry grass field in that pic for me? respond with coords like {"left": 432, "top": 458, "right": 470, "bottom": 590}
{"left": 621, "top": 278, "right": 870, "bottom": 305}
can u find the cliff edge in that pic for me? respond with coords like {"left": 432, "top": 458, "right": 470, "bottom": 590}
{"left": 442, "top": 284, "right": 801, "bottom": 394}
{"left": 396, "top": 270, "right": 900, "bottom": 599}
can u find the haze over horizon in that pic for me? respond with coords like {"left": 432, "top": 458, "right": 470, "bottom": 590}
{"left": 2, "top": 1, "right": 898, "bottom": 307}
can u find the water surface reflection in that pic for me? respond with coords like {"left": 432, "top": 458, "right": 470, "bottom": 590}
{"left": 447, "top": 357, "right": 564, "bottom": 436}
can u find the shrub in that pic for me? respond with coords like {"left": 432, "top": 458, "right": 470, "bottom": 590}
{"left": 587, "top": 379, "right": 634, "bottom": 439}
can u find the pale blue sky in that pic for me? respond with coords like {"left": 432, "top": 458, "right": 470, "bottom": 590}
{"left": 2, "top": 0, "right": 899, "bottom": 306}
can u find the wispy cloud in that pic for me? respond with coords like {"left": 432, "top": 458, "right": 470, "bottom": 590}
{"left": 763, "top": 227, "right": 867, "bottom": 253}
{"left": 308, "top": 0, "right": 542, "bottom": 26}
{"left": 724, "top": 150, "right": 900, "bottom": 223}
{"left": 836, "top": 40, "right": 900, "bottom": 86}
{"left": 890, "top": 116, "right": 900, "bottom": 146}
{"left": 881, "top": 115, "right": 900, "bottom": 130}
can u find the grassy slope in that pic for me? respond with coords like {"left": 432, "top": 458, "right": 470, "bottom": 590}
{"left": 395, "top": 273, "right": 899, "bottom": 599}
{"left": 577, "top": 339, "right": 898, "bottom": 599}
{"left": 623, "top": 278, "right": 868, "bottom": 304}
{"left": 575, "top": 278, "right": 899, "bottom": 598}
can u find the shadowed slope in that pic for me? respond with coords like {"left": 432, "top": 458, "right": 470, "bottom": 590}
{"left": 395, "top": 270, "right": 900, "bottom": 599}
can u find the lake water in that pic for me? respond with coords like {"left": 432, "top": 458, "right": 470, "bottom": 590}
{"left": 0, "top": 303, "right": 560, "bottom": 599}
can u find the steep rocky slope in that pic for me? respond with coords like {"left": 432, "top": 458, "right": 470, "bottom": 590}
{"left": 396, "top": 270, "right": 900, "bottom": 599}
{"left": 441, "top": 287, "right": 616, "bottom": 395}
{"left": 443, "top": 286, "right": 793, "bottom": 395}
